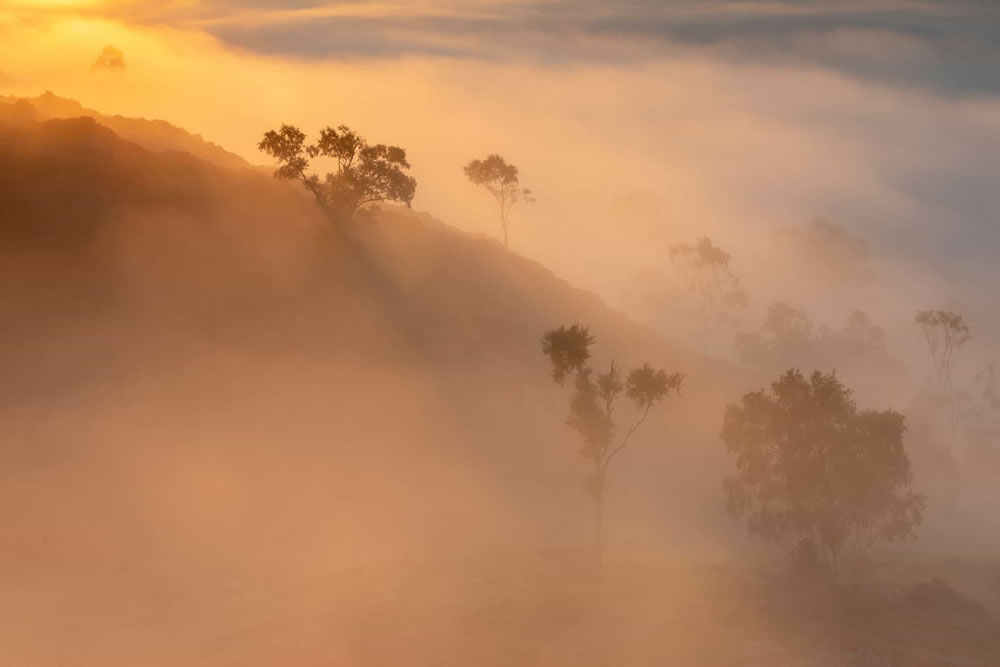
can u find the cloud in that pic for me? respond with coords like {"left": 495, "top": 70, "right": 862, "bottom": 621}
{"left": 91, "top": 44, "right": 125, "bottom": 71}
{"left": 52, "top": 0, "right": 997, "bottom": 97}
{"left": 9, "top": 1, "right": 1000, "bottom": 94}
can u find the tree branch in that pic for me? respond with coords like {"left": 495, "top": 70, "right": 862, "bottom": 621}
{"left": 603, "top": 402, "right": 651, "bottom": 473}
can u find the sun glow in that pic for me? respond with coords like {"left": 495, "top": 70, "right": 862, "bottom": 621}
{"left": 7, "top": 0, "right": 104, "bottom": 7}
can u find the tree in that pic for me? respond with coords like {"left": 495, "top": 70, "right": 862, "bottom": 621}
{"left": 965, "top": 362, "right": 1000, "bottom": 473}
{"left": 721, "top": 369, "right": 926, "bottom": 574}
{"left": 736, "top": 306, "right": 904, "bottom": 394}
{"left": 259, "top": 124, "right": 416, "bottom": 226}
{"left": 915, "top": 310, "right": 971, "bottom": 394}
{"left": 541, "top": 324, "right": 683, "bottom": 562}
{"left": 735, "top": 302, "right": 814, "bottom": 370}
{"left": 915, "top": 309, "right": 971, "bottom": 444}
{"left": 464, "top": 154, "right": 532, "bottom": 249}
{"left": 668, "top": 237, "right": 748, "bottom": 338}
{"left": 92, "top": 45, "right": 125, "bottom": 72}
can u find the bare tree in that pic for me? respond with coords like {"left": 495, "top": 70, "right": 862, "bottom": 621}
{"left": 259, "top": 124, "right": 416, "bottom": 226}
{"left": 541, "top": 324, "right": 683, "bottom": 563}
{"left": 464, "top": 154, "right": 533, "bottom": 249}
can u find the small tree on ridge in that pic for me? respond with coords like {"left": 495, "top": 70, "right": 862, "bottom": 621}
{"left": 464, "top": 154, "right": 532, "bottom": 249}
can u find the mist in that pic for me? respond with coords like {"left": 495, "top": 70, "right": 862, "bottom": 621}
{"left": 2, "top": 2, "right": 1000, "bottom": 665}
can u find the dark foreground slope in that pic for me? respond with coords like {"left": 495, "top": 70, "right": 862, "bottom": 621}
{"left": 0, "top": 108, "right": 997, "bottom": 667}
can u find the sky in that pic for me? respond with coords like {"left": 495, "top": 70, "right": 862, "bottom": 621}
{"left": 2, "top": 0, "right": 999, "bottom": 368}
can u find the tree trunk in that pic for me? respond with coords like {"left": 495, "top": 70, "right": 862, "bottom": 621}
{"left": 593, "top": 466, "right": 605, "bottom": 570}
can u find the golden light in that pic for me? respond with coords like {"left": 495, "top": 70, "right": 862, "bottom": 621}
{"left": 6, "top": 0, "right": 105, "bottom": 8}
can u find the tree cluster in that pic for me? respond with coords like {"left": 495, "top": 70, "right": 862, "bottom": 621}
{"left": 260, "top": 126, "right": 533, "bottom": 250}
{"left": 257, "top": 120, "right": 934, "bottom": 576}
{"left": 737, "top": 304, "right": 903, "bottom": 387}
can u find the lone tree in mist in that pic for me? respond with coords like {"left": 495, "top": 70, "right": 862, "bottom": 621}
{"left": 464, "top": 154, "right": 533, "bottom": 249}
{"left": 542, "top": 324, "right": 683, "bottom": 561}
{"left": 721, "top": 369, "right": 926, "bottom": 575}
{"left": 915, "top": 309, "right": 971, "bottom": 443}
{"left": 967, "top": 363, "right": 1000, "bottom": 471}
{"left": 915, "top": 310, "right": 971, "bottom": 394}
{"left": 259, "top": 124, "right": 416, "bottom": 226}
{"left": 668, "top": 236, "right": 747, "bottom": 339}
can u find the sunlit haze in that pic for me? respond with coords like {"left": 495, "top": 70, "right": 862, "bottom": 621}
{"left": 2, "top": 1, "right": 999, "bottom": 665}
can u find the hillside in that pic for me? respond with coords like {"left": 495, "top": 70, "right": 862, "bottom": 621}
{"left": 0, "top": 101, "right": 740, "bottom": 555}
{"left": 0, "top": 102, "right": 730, "bottom": 384}
{"left": 1, "top": 105, "right": 997, "bottom": 667}
{"left": 1, "top": 91, "right": 254, "bottom": 171}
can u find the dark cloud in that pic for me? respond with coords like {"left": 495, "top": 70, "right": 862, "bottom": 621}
{"left": 174, "top": 0, "right": 1000, "bottom": 96}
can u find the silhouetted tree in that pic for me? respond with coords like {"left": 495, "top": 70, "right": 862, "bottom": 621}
{"left": 915, "top": 310, "right": 970, "bottom": 393}
{"left": 966, "top": 362, "right": 1000, "bottom": 473}
{"left": 669, "top": 237, "right": 747, "bottom": 338}
{"left": 735, "top": 302, "right": 815, "bottom": 370}
{"left": 464, "top": 154, "right": 532, "bottom": 248}
{"left": 721, "top": 369, "right": 925, "bottom": 574}
{"left": 915, "top": 309, "right": 971, "bottom": 444}
{"left": 259, "top": 124, "right": 416, "bottom": 225}
{"left": 92, "top": 45, "right": 125, "bottom": 72}
{"left": 542, "top": 324, "right": 683, "bottom": 562}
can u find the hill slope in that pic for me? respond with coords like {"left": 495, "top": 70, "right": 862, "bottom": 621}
{"left": 0, "top": 103, "right": 738, "bottom": 553}
{"left": 0, "top": 103, "right": 727, "bottom": 381}
{"left": 1, "top": 90, "right": 254, "bottom": 170}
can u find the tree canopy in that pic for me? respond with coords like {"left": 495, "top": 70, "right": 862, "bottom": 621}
{"left": 259, "top": 124, "right": 416, "bottom": 225}
{"left": 721, "top": 369, "right": 925, "bottom": 573}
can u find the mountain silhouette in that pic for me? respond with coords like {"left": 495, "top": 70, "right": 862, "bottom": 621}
{"left": 1, "top": 91, "right": 254, "bottom": 170}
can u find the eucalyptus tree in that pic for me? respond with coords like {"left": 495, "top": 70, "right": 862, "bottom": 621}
{"left": 541, "top": 324, "right": 683, "bottom": 561}
{"left": 464, "top": 154, "right": 532, "bottom": 249}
